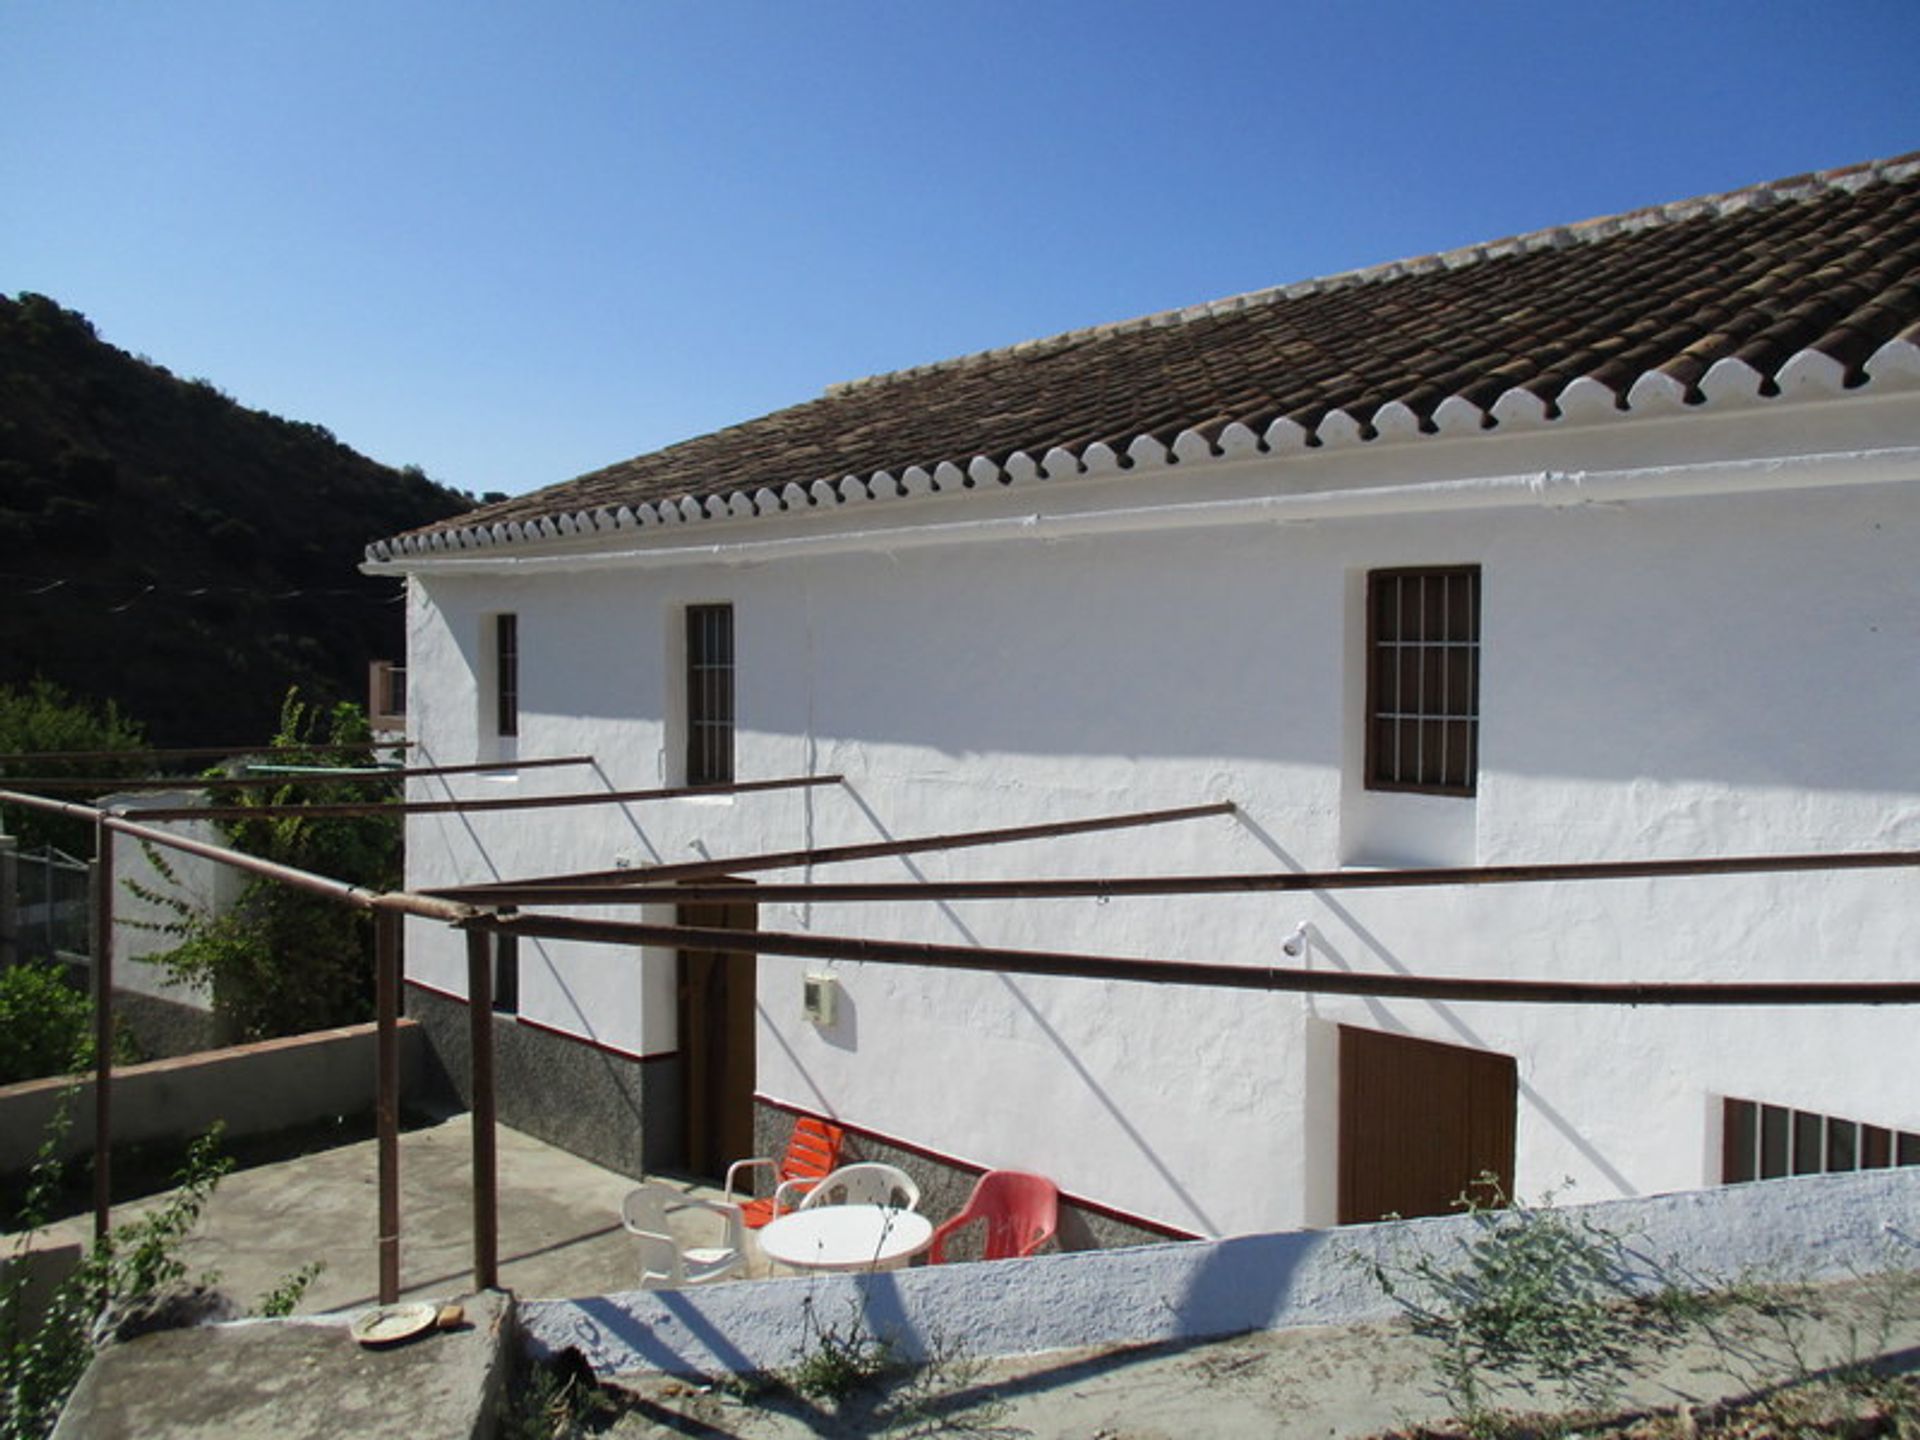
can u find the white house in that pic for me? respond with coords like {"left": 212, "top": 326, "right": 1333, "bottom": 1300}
{"left": 365, "top": 154, "right": 1920, "bottom": 1245}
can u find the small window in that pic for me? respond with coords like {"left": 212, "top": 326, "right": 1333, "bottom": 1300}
{"left": 1722, "top": 1095, "right": 1920, "bottom": 1183}
{"left": 1366, "top": 566, "right": 1479, "bottom": 795}
{"left": 495, "top": 614, "right": 519, "bottom": 738}
{"left": 686, "top": 604, "right": 734, "bottom": 786}
{"left": 492, "top": 933, "right": 519, "bottom": 1015}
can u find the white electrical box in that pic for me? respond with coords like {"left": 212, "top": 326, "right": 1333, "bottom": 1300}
{"left": 802, "top": 972, "right": 838, "bottom": 1027}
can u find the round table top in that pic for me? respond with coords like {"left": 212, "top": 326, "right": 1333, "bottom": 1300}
{"left": 757, "top": 1204, "right": 934, "bottom": 1272}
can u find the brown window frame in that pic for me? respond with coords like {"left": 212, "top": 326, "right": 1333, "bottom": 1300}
{"left": 685, "top": 603, "right": 734, "bottom": 787}
{"left": 1365, "top": 565, "right": 1480, "bottom": 796}
{"left": 494, "top": 613, "right": 519, "bottom": 738}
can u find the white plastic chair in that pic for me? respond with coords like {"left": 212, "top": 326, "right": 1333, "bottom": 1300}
{"left": 797, "top": 1162, "right": 922, "bottom": 1213}
{"left": 619, "top": 1182, "right": 747, "bottom": 1289}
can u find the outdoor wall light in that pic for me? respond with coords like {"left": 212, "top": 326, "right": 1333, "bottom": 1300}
{"left": 802, "top": 971, "right": 839, "bottom": 1027}
{"left": 1280, "top": 922, "right": 1312, "bottom": 959}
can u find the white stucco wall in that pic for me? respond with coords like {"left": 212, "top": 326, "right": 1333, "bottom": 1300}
{"left": 391, "top": 391, "right": 1920, "bottom": 1239}
{"left": 105, "top": 793, "right": 237, "bottom": 1011}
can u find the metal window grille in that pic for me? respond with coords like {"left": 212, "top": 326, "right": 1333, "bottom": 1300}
{"left": 1366, "top": 566, "right": 1480, "bottom": 795}
{"left": 495, "top": 614, "right": 519, "bottom": 738}
{"left": 686, "top": 604, "right": 734, "bottom": 787}
{"left": 1722, "top": 1096, "right": 1920, "bottom": 1183}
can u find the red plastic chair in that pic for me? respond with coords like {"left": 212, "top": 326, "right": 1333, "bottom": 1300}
{"left": 723, "top": 1117, "right": 846, "bottom": 1229}
{"left": 929, "top": 1170, "right": 1059, "bottom": 1263}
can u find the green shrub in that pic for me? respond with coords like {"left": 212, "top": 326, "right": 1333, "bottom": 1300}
{"left": 0, "top": 964, "right": 91, "bottom": 1086}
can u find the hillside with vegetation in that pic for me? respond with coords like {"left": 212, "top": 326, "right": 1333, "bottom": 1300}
{"left": 0, "top": 292, "right": 474, "bottom": 746}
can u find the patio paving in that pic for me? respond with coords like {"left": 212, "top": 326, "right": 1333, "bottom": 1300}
{"left": 32, "top": 1113, "right": 772, "bottom": 1316}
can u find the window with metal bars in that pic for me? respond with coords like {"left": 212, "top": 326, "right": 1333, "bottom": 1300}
{"left": 685, "top": 603, "right": 734, "bottom": 787}
{"left": 1721, "top": 1096, "right": 1920, "bottom": 1183}
{"left": 494, "top": 614, "right": 519, "bottom": 738}
{"left": 1366, "top": 566, "right": 1479, "bottom": 795}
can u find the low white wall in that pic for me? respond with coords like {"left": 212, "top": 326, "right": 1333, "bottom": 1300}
{"left": 523, "top": 1167, "right": 1920, "bottom": 1377}
{"left": 0, "top": 1020, "right": 426, "bottom": 1172}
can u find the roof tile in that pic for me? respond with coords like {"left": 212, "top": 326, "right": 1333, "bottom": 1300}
{"left": 388, "top": 154, "right": 1920, "bottom": 550}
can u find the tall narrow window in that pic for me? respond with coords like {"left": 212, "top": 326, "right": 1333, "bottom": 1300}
{"left": 686, "top": 603, "right": 734, "bottom": 786}
{"left": 492, "top": 932, "right": 519, "bottom": 1016}
{"left": 495, "top": 614, "right": 519, "bottom": 738}
{"left": 1366, "top": 566, "right": 1479, "bottom": 795}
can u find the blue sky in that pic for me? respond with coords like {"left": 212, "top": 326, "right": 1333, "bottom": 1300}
{"left": 3, "top": 2, "right": 1914, "bottom": 500}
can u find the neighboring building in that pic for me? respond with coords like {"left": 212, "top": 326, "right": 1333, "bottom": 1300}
{"left": 367, "top": 155, "right": 1920, "bottom": 1243}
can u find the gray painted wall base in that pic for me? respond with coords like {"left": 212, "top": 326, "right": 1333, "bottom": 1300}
{"left": 523, "top": 1166, "right": 1920, "bottom": 1378}
{"left": 406, "top": 985, "right": 680, "bottom": 1179}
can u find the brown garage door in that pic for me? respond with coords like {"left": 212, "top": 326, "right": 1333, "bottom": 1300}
{"left": 1338, "top": 1025, "right": 1517, "bottom": 1224}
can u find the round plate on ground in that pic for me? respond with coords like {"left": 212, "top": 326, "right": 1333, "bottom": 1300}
{"left": 350, "top": 1302, "right": 439, "bottom": 1347}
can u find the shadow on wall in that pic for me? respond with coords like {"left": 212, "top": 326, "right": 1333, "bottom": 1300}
{"left": 1234, "top": 810, "right": 1639, "bottom": 1198}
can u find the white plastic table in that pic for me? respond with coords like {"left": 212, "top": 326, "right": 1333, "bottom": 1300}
{"left": 757, "top": 1205, "right": 934, "bottom": 1273}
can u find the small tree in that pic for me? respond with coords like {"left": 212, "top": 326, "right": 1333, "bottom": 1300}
{"left": 144, "top": 692, "right": 399, "bottom": 1040}
{"left": 0, "top": 681, "right": 148, "bottom": 852}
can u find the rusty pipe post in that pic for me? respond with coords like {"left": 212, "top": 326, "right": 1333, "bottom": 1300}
{"left": 465, "top": 927, "right": 499, "bottom": 1291}
{"left": 375, "top": 909, "right": 402, "bottom": 1303}
{"left": 91, "top": 815, "right": 115, "bottom": 1244}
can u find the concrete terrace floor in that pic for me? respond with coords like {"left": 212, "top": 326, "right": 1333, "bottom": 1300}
{"left": 36, "top": 1114, "right": 769, "bottom": 1315}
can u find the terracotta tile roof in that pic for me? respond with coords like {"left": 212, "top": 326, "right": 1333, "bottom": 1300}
{"left": 373, "top": 153, "right": 1920, "bottom": 559}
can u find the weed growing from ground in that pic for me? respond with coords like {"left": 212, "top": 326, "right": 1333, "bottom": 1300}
{"left": 1356, "top": 1175, "right": 1655, "bottom": 1433}
{"left": 786, "top": 1294, "right": 900, "bottom": 1403}
{"left": 1, "top": 1096, "right": 231, "bottom": 1440}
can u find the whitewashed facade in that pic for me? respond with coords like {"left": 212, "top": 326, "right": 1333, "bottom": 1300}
{"left": 370, "top": 163, "right": 1920, "bottom": 1240}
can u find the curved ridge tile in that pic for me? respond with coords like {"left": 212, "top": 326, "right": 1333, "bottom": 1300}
{"left": 1556, "top": 376, "right": 1622, "bottom": 423}
{"left": 1370, "top": 401, "right": 1423, "bottom": 441}
{"left": 1042, "top": 446, "right": 1083, "bottom": 479}
{"left": 1625, "top": 368, "right": 1693, "bottom": 414}
{"left": 1430, "top": 395, "right": 1487, "bottom": 436}
{"left": 808, "top": 479, "right": 839, "bottom": 505}
{"left": 1774, "top": 348, "right": 1849, "bottom": 398}
{"left": 900, "top": 466, "right": 934, "bottom": 497}
{"left": 1262, "top": 416, "right": 1311, "bottom": 451}
{"left": 753, "top": 489, "right": 783, "bottom": 516}
{"left": 1490, "top": 387, "right": 1552, "bottom": 429}
{"left": 1126, "top": 434, "right": 1170, "bottom": 470}
{"left": 1700, "top": 357, "right": 1766, "bottom": 406}
{"left": 1865, "top": 335, "right": 1920, "bottom": 387}
{"left": 1216, "top": 422, "right": 1262, "bottom": 459}
{"left": 1171, "top": 429, "right": 1214, "bottom": 464}
{"left": 729, "top": 492, "right": 757, "bottom": 518}
{"left": 1081, "top": 441, "right": 1122, "bottom": 474}
{"left": 1315, "top": 408, "right": 1366, "bottom": 448}
{"left": 781, "top": 482, "right": 811, "bottom": 509}
{"left": 934, "top": 460, "right": 969, "bottom": 489}
{"left": 968, "top": 455, "right": 1004, "bottom": 486}
{"left": 1004, "top": 451, "right": 1040, "bottom": 484}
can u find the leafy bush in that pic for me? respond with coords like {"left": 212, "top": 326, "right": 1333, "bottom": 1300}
{"left": 0, "top": 963, "right": 92, "bottom": 1086}
{"left": 139, "top": 691, "right": 399, "bottom": 1040}
{"left": 1357, "top": 1175, "right": 1653, "bottom": 1432}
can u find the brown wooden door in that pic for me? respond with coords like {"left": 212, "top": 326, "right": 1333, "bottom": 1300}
{"left": 677, "top": 898, "right": 757, "bottom": 1180}
{"left": 1338, "top": 1025, "right": 1516, "bottom": 1224}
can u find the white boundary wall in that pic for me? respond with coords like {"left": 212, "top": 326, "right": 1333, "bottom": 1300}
{"left": 523, "top": 1167, "right": 1920, "bottom": 1377}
